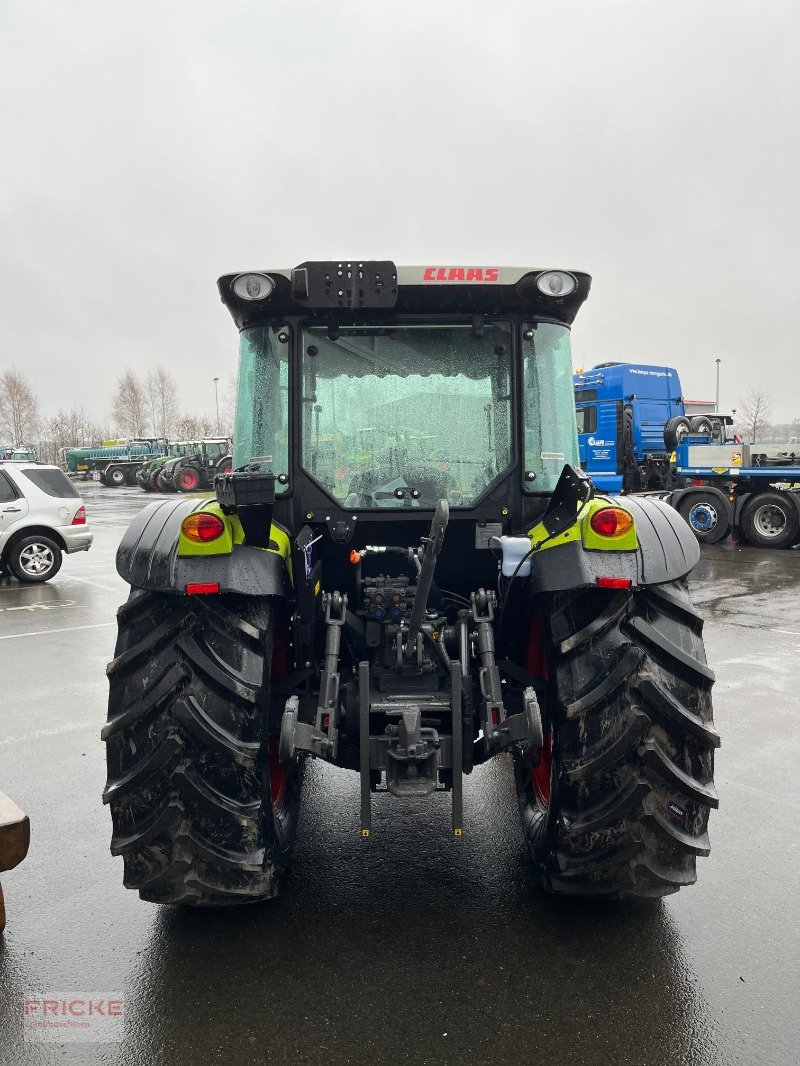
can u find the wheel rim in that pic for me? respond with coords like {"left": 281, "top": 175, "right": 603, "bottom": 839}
{"left": 528, "top": 732, "right": 553, "bottom": 808}
{"left": 689, "top": 502, "right": 718, "bottom": 532}
{"left": 753, "top": 503, "right": 786, "bottom": 539}
{"left": 524, "top": 616, "right": 553, "bottom": 809}
{"left": 268, "top": 742, "right": 288, "bottom": 811}
{"left": 111, "top": 470, "right": 124, "bottom": 484}
{"left": 269, "top": 621, "right": 291, "bottom": 812}
{"left": 180, "top": 470, "right": 198, "bottom": 490}
{"left": 19, "top": 543, "right": 54, "bottom": 575}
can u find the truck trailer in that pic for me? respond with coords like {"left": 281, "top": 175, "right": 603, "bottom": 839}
{"left": 60, "top": 441, "right": 166, "bottom": 486}
{"left": 661, "top": 439, "right": 800, "bottom": 548}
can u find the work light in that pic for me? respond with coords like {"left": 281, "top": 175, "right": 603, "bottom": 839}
{"left": 535, "top": 270, "right": 577, "bottom": 297}
{"left": 232, "top": 273, "right": 275, "bottom": 300}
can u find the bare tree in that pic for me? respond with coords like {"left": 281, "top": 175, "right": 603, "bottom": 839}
{"left": 739, "top": 388, "right": 774, "bottom": 443}
{"left": 146, "top": 365, "right": 179, "bottom": 439}
{"left": 40, "top": 407, "right": 96, "bottom": 461}
{"left": 113, "top": 370, "right": 149, "bottom": 438}
{"left": 175, "top": 412, "right": 216, "bottom": 440}
{"left": 0, "top": 367, "right": 39, "bottom": 446}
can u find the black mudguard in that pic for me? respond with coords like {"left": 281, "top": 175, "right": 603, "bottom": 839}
{"left": 530, "top": 495, "right": 700, "bottom": 593}
{"left": 116, "top": 499, "right": 290, "bottom": 596}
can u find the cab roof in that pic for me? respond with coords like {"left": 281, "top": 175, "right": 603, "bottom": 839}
{"left": 218, "top": 261, "right": 591, "bottom": 330}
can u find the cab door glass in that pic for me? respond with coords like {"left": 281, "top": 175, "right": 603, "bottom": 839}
{"left": 233, "top": 327, "right": 290, "bottom": 488}
{"left": 522, "top": 323, "right": 581, "bottom": 490}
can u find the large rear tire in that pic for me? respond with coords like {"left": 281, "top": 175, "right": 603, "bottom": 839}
{"left": 103, "top": 589, "right": 302, "bottom": 906}
{"left": 515, "top": 578, "right": 718, "bottom": 899}
{"left": 178, "top": 466, "right": 201, "bottom": 493}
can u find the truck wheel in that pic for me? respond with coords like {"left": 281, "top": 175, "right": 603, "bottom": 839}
{"left": 107, "top": 466, "right": 126, "bottom": 487}
{"left": 677, "top": 493, "right": 730, "bottom": 544}
{"left": 178, "top": 468, "right": 200, "bottom": 492}
{"left": 103, "top": 590, "right": 302, "bottom": 906}
{"left": 663, "top": 416, "right": 691, "bottom": 451}
{"left": 740, "top": 492, "right": 799, "bottom": 549}
{"left": 689, "top": 415, "right": 714, "bottom": 436}
{"left": 8, "top": 535, "right": 63, "bottom": 583}
{"left": 514, "top": 579, "right": 718, "bottom": 899}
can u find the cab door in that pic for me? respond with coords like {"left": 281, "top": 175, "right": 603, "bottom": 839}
{"left": 576, "top": 401, "right": 620, "bottom": 490}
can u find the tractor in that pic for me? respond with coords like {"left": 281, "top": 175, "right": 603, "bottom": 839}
{"left": 158, "top": 439, "right": 232, "bottom": 493}
{"left": 103, "top": 262, "right": 718, "bottom": 906}
{"left": 173, "top": 438, "right": 232, "bottom": 493}
{"left": 136, "top": 441, "right": 191, "bottom": 491}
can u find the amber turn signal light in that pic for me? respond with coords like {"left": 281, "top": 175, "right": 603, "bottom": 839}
{"left": 181, "top": 512, "right": 225, "bottom": 543}
{"left": 589, "top": 507, "right": 633, "bottom": 538}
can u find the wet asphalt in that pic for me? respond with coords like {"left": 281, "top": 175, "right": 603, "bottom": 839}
{"left": 0, "top": 484, "right": 799, "bottom": 1066}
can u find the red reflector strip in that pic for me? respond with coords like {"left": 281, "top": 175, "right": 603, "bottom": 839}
{"left": 597, "top": 577, "right": 632, "bottom": 589}
{"left": 185, "top": 582, "right": 220, "bottom": 595}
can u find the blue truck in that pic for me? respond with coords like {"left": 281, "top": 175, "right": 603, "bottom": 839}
{"left": 573, "top": 362, "right": 718, "bottom": 493}
{"left": 573, "top": 363, "right": 800, "bottom": 549}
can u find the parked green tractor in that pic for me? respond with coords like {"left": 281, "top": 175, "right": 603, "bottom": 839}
{"left": 136, "top": 442, "right": 191, "bottom": 492}
{"left": 156, "top": 439, "right": 232, "bottom": 493}
{"left": 104, "top": 262, "right": 718, "bottom": 906}
{"left": 173, "top": 438, "right": 232, "bottom": 493}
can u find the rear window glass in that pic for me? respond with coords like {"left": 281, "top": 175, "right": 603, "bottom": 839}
{"left": 21, "top": 467, "right": 80, "bottom": 498}
{"left": 575, "top": 388, "right": 597, "bottom": 402}
{"left": 0, "top": 473, "right": 18, "bottom": 503}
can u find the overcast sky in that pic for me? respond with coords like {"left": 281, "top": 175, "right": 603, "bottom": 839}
{"left": 1, "top": 0, "right": 798, "bottom": 425}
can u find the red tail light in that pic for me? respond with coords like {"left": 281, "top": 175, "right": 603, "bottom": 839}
{"left": 589, "top": 507, "right": 633, "bottom": 538}
{"left": 185, "top": 582, "right": 220, "bottom": 595}
{"left": 71, "top": 506, "right": 86, "bottom": 525}
{"left": 181, "top": 512, "right": 225, "bottom": 543}
{"left": 597, "top": 577, "right": 632, "bottom": 589}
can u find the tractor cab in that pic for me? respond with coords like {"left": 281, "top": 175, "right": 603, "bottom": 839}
{"left": 200, "top": 437, "right": 231, "bottom": 467}
{"left": 222, "top": 262, "right": 587, "bottom": 608}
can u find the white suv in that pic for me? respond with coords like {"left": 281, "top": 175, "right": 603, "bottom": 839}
{"left": 0, "top": 463, "right": 93, "bottom": 583}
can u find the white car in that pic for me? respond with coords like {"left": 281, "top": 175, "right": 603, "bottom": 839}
{"left": 0, "top": 463, "right": 93, "bottom": 583}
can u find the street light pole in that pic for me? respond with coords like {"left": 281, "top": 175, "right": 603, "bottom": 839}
{"left": 715, "top": 359, "right": 721, "bottom": 413}
{"left": 213, "top": 377, "right": 220, "bottom": 434}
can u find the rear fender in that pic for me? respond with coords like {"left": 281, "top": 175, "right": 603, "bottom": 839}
{"left": 116, "top": 498, "right": 292, "bottom": 596}
{"left": 527, "top": 494, "right": 699, "bottom": 593}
